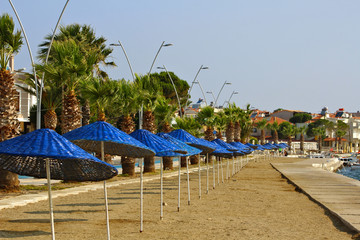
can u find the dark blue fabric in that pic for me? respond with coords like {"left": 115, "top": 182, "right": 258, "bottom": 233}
{"left": 210, "top": 145, "right": 234, "bottom": 158}
{"left": 254, "top": 144, "right": 265, "bottom": 151}
{"left": 263, "top": 143, "right": 277, "bottom": 149}
{"left": 63, "top": 121, "right": 155, "bottom": 158}
{"left": 157, "top": 133, "right": 202, "bottom": 157}
{"left": 279, "top": 143, "right": 288, "bottom": 148}
{"left": 168, "top": 129, "right": 215, "bottom": 154}
{"left": 130, "top": 129, "right": 184, "bottom": 157}
{"left": 229, "top": 142, "right": 253, "bottom": 154}
{"left": 0, "top": 129, "right": 118, "bottom": 181}
{"left": 245, "top": 143, "right": 258, "bottom": 150}
{"left": 212, "top": 139, "right": 239, "bottom": 151}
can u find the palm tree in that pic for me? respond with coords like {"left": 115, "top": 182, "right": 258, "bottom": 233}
{"left": 135, "top": 75, "right": 163, "bottom": 172}
{"left": 173, "top": 117, "right": 202, "bottom": 137}
{"left": 335, "top": 120, "right": 348, "bottom": 153}
{"left": 313, "top": 126, "right": 325, "bottom": 152}
{"left": 214, "top": 111, "right": 227, "bottom": 139}
{"left": 232, "top": 105, "right": 242, "bottom": 142}
{"left": 281, "top": 124, "right": 295, "bottom": 152}
{"left": 266, "top": 122, "right": 280, "bottom": 144}
{"left": 37, "top": 40, "right": 94, "bottom": 134}
{"left": 113, "top": 80, "right": 141, "bottom": 176}
{"left": 224, "top": 103, "right": 237, "bottom": 143}
{"left": 239, "top": 104, "right": 254, "bottom": 143}
{"left": 255, "top": 119, "right": 268, "bottom": 145}
{"left": 297, "top": 125, "right": 307, "bottom": 153}
{"left": 18, "top": 74, "right": 61, "bottom": 130}
{"left": 154, "top": 97, "right": 178, "bottom": 169}
{"left": 197, "top": 106, "right": 215, "bottom": 141}
{"left": 0, "top": 14, "right": 23, "bottom": 191}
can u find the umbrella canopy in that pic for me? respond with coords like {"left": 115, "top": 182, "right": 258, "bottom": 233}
{"left": 212, "top": 139, "right": 239, "bottom": 152}
{"left": 263, "top": 143, "right": 277, "bottom": 149}
{"left": 245, "top": 143, "right": 258, "bottom": 150}
{"left": 279, "top": 143, "right": 288, "bottom": 148}
{"left": 168, "top": 129, "right": 216, "bottom": 154}
{"left": 62, "top": 121, "right": 155, "bottom": 158}
{"left": 130, "top": 129, "right": 185, "bottom": 157}
{"left": 156, "top": 133, "right": 202, "bottom": 157}
{"left": 210, "top": 145, "right": 234, "bottom": 158}
{"left": 229, "top": 142, "right": 253, "bottom": 154}
{"left": 0, "top": 129, "right": 118, "bottom": 181}
{"left": 254, "top": 144, "right": 265, "bottom": 151}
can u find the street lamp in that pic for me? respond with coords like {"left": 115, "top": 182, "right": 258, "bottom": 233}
{"left": 157, "top": 66, "right": 182, "bottom": 118}
{"left": 185, "top": 65, "right": 209, "bottom": 108}
{"left": 226, "top": 91, "right": 239, "bottom": 107}
{"left": 9, "top": 0, "right": 71, "bottom": 130}
{"left": 139, "top": 41, "right": 172, "bottom": 129}
{"left": 206, "top": 91, "right": 216, "bottom": 106}
{"left": 214, "top": 81, "right": 231, "bottom": 108}
{"left": 110, "top": 41, "right": 135, "bottom": 81}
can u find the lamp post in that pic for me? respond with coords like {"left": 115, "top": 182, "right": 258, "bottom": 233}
{"left": 110, "top": 41, "right": 135, "bottom": 81}
{"left": 206, "top": 91, "right": 216, "bottom": 106}
{"left": 157, "top": 66, "right": 182, "bottom": 118}
{"left": 226, "top": 91, "right": 239, "bottom": 107}
{"left": 139, "top": 41, "right": 172, "bottom": 129}
{"left": 9, "top": 0, "right": 70, "bottom": 130}
{"left": 214, "top": 81, "right": 231, "bottom": 108}
{"left": 185, "top": 65, "right": 208, "bottom": 109}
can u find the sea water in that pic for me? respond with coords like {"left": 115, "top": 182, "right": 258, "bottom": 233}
{"left": 337, "top": 166, "right": 360, "bottom": 181}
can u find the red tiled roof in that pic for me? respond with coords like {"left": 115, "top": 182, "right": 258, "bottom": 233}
{"left": 323, "top": 137, "right": 347, "bottom": 142}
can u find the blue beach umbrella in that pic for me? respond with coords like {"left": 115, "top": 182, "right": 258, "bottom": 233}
{"left": 157, "top": 132, "right": 202, "bottom": 211}
{"left": 63, "top": 121, "right": 155, "bottom": 158}
{"left": 255, "top": 144, "right": 265, "bottom": 151}
{"left": 168, "top": 129, "right": 216, "bottom": 154}
{"left": 245, "top": 142, "right": 258, "bottom": 150}
{"left": 229, "top": 142, "right": 253, "bottom": 154}
{"left": 130, "top": 129, "right": 190, "bottom": 216}
{"left": 63, "top": 121, "right": 155, "bottom": 237}
{"left": 212, "top": 139, "right": 239, "bottom": 152}
{"left": 0, "top": 129, "right": 118, "bottom": 240}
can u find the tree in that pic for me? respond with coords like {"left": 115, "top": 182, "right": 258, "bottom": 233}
{"left": 214, "top": 111, "right": 227, "bottom": 139}
{"left": 223, "top": 103, "right": 237, "bottom": 143}
{"left": 312, "top": 126, "right": 325, "bottom": 152}
{"left": 197, "top": 106, "right": 215, "bottom": 141}
{"left": 0, "top": 14, "right": 23, "bottom": 191}
{"left": 280, "top": 123, "right": 295, "bottom": 151}
{"left": 255, "top": 119, "right": 267, "bottom": 145}
{"left": 335, "top": 120, "right": 348, "bottom": 152}
{"left": 173, "top": 117, "right": 202, "bottom": 137}
{"left": 266, "top": 122, "right": 280, "bottom": 144}
{"left": 239, "top": 104, "right": 254, "bottom": 143}
{"left": 297, "top": 125, "right": 307, "bottom": 152}
{"left": 289, "top": 113, "right": 312, "bottom": 124}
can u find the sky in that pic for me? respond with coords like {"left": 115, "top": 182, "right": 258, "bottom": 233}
{"left": 2, "top": 0, "right": 360, "bottom": 114}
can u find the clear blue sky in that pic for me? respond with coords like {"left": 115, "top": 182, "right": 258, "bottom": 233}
{"left": 2, "top": 0, "right": 360, "bottom": 114}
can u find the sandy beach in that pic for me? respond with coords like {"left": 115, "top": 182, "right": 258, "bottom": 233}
{"left": 0, "top": 157, "right": 358, "bottom": 240}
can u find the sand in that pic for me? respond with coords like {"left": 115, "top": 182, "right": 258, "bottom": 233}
{"left": 0, "top": 157, "right": 358, "bottom": 240}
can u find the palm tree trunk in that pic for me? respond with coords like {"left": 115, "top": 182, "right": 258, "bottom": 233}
{"left": 163, "top": 157, "right": 173, "bottom": 170}
{"left": 82, "top": 100, "right": 91, "bottom": 126}
{"left": 274, "top": 130, "right": 279, "bottom": 144}
{"left": 300, "top": 133, "right": 304, "bottom": 152}
{"left": 181, "top": 156, "right": 187, "bottom": 168}
{"left": 226, "top": 121, "right": 234, "bottom": 143}
{"left": 260, "top": 129, "right": 265, "bottom": 145}
{"left": 0, "top": 69, "right": 20, "bottom": 191}
{"left": 61, "top": 90, "right": 82, "bottom": 134}
{"left": 143, "top": 110, "right": 156, "bottom": 173}
{"left": 216, "top": 129, "right": 223, "bottom": 139}
{"left": 44, "top": 109, "right": 57, "bottom": 130}
{"left": 120, "top": 115, "right": 136, "bottom": 175}
{"left": 234, "top": 122, "right": 240, "bottom": 142}
{"left": 121, "top": 156, "right": 135, "bottom": 176}
{"left": 288, "top": 136, "right": 292, "bottom": 152}
{"left": 204, "top": 126, "right": 215, "bottom": 141}
{"left": 190, "top": 155, "right": 199, "bottom": 165}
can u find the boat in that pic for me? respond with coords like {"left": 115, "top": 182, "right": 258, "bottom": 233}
{"left": 339, "top": 153, "right": 360, "bottom": 166}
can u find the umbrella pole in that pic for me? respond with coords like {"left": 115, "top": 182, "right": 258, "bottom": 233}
{"left": 206, "top": 153, "right": 209, "bottom": 194}
{"left": 241, "top": 156, "right": 243, "bottom": 169}
{"left": 140, "top": 158, "right": 144, "bottom": 232}
{"left": 217, "top": 157, "right": 220, "bottom": 185}
{"left": 160, "top": 158, "right": 163, "bottom": 220}
{"left": 101, "top": 141, "right": 111, "bottom": 240}
{"left": 186, "top": 156, "right": 190, "bottom": 205}
{"left": 46, "top": 160, "right": 55, "bottom": 240}
{"left": 226, "top": 158, "right": 229, "bottom": 180}
{"left": 212, "top": 156, "right": 215, "bottom": 189}
{"left": 232, "top": 156, "right": 234, "bottom": 176}
{"left": 221, "top": 157, "right": 224, "bottom": 183}
{"left": 178, "top": 157, "right": 181, "bottom": 212}
{"left": 198, "top": 154, "right": 201, "bottom": 199}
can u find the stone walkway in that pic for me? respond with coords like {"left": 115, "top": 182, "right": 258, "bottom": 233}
{"left": 272, "top": 158, "right": 360, "bottom": 233}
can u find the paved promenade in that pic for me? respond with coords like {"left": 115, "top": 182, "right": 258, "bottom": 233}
{"left": 272, "top": 158, "right": 360, "bottom": 233}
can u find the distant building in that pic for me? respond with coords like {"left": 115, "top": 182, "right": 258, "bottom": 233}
{"left": 270, "top": 109, "right": 307, "bottom": 122}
